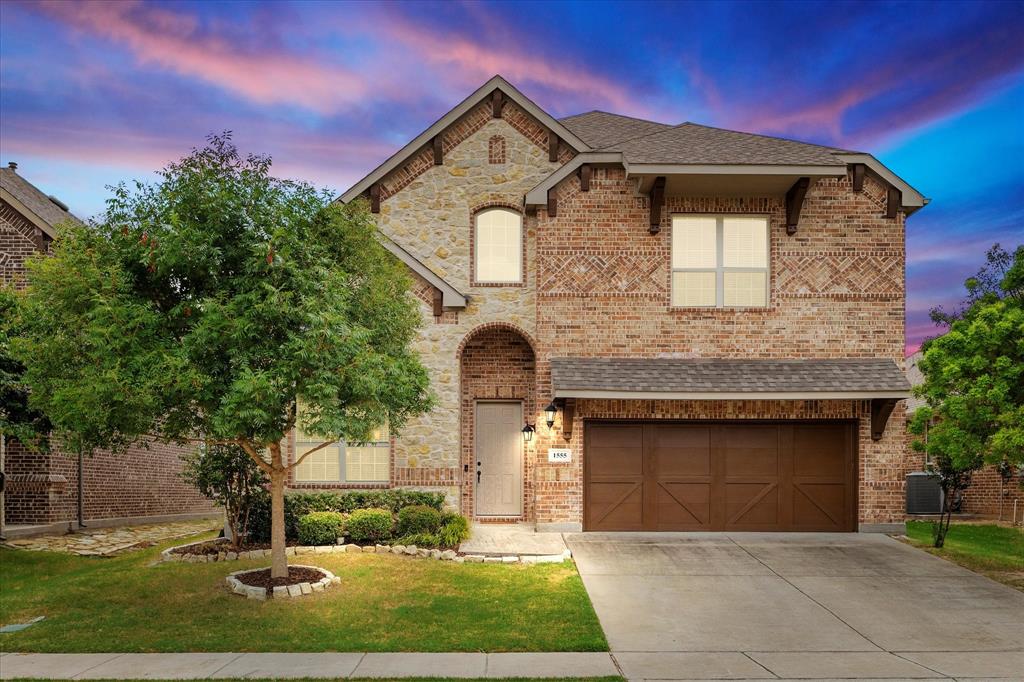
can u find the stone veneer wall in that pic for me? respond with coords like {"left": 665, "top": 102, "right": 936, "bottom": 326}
{"left": 325, "top": 101, "right": 568, "bottom": 498}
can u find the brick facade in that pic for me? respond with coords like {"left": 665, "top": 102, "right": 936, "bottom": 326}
{"left": 1, "top": 188, "right": 214, "bottom": 528}
{"left": 335, "top": 91, "right": 916, "bottom": 530}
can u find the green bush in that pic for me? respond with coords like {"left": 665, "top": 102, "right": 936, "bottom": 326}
{"left": 248, "top": 489, "right": 444, "bottom": 542}
{"left": 297, "top": 511, "right": 346, "bottom": 546}
{"left": 397, "top": 504, "right": 441, "bottom": 536}
{"left": 347, "top": 507, "right": 394, "bottom": 543}
{"left": 436, "top": 512, "right": 470, "bottom": 547}
{"left": 395, "top": 512, "right": 470, "bottom": 549}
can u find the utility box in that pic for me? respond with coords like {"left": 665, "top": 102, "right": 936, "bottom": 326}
{"left": 906, "top": 472, "right": 944, "bottom": 514}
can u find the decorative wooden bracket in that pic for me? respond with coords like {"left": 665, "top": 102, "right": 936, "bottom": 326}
{"left": 852, "top": 163, "right": 865, "bottom": 192}
{"left": 547, "top": 188, "right": 557, "bottom": 218}
{"left": 491, "top": 90, "right": 505, "bottom": 118}
{"left": 870, "top": 398, "right": 898, "bottom": 441}
{"left": 369, "top": 184, "right": 381, "bottom": 214}
{"left": 557, "top": 398, "right": 576, "bottom": 441}
{"left": 649, "top": 176, "right": 666, "bottom": 234}
{"left": 579, "top": 163, "right": 591, "bottom": 192}
{"left": 886, "top": 188, "right": 902, "bottom": 219}
{"left": 432, "top": 135, "right": 444, "bottom": 166}
{"left": 548, "top": 131, "right": 560, "bottom": 162}
{"left": 785, "top": 177, "right": 810, "bottom": 235}
{"left": 432, "top": 287, "right": 443, "bottom": 317}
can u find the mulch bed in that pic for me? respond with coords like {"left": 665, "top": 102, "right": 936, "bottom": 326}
{"left": 234, "top": 566, "right": 326, "bottom": 591}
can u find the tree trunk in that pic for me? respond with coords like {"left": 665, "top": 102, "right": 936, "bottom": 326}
{"left": 270, "top": 468, "right": 287, "bottom": 577}
{"left": 269, "top": 442, "right": 288, "bottom": 579}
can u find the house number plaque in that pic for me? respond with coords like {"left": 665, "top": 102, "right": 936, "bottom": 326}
{"left": 548, "top": 448, "right": 572, "bottom": 463}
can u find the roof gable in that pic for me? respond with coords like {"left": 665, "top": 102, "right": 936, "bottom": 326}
{"left": 339, "top": 75, "right": 590, "bottom": 204}
{"left": 0, "top": 167, "right": 81, "bottom": 238}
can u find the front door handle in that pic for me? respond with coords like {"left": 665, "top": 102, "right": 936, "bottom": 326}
{"left": 476, "top": 469, "right": 481, "bottom": 483}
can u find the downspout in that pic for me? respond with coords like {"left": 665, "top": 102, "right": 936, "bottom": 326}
{"left": 1, "top": 434, "right": 6, "bottom": 541}
{"left": 77, "top": 451, "right": 85, "bottom": 528}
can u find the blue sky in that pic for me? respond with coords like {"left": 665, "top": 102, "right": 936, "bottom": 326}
{"left": 1, "top": 0, "right": 1022, "bottom": 352}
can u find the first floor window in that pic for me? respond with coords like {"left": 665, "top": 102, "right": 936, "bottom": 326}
{"left": 294, "top": 422, "right": 390, "bottom": 483}
{"left": 671, "top": 215, "right": 769, "bottom": 308}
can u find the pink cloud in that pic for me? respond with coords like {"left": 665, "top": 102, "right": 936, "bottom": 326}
{"left": 35, "top": 0, "right": 369, "bottom": 115}
{"left": 359, "top": 8, "right": 650, "bottom": 118}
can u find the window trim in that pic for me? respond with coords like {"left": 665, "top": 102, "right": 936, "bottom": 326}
{"left": 670, "top": 213, "right": 770, "bottom": 309}
{"left": 292, "top": 431, "right": 391, "bottom": 485}
{"left": 472, "top": 206, "right": 524, "bottom": 286}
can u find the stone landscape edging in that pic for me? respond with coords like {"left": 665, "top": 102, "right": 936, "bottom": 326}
{"left": 226, "top": 564, "right": 339, "bottom": 601}
{"left": 162, "top": 538, "right": 571, "bottom": 565}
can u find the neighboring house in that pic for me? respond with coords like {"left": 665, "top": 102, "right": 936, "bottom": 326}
{"left": 283, "top": 74, "right": 922, "bottom": 534}
{"left": 906, "top": 350, "right": 1024, "bottom": 520}
{"left": 0, "top": 163, "right": 213, "bottom": 534}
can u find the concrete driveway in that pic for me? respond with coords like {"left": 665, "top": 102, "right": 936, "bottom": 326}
{"left": 566, "top": 532, "right": 1024, "bottom": 681}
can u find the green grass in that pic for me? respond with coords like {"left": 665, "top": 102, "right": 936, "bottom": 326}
{"left": 905, "top": 521, "right": 1024, "bottom": 590}
{"left": 0, "top": 534, "right": 607, "bottom": 652}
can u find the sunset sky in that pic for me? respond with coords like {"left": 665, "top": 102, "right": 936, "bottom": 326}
{"left": 1, "top": 0, "right": 1022, "bottom": 353}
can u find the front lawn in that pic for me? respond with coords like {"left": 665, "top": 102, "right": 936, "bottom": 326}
{"left": 0, "top": 534, "right": 607, "bottom": 652}
{"left": 905, "top": 521, "right": 1024, "bottom": 591}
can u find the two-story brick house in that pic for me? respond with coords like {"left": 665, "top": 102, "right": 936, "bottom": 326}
{"left": 288, "top": 75, "right": 923, "bottom": 534}
{"left": 1, "top": 164, "right": 214, "bottom": 535}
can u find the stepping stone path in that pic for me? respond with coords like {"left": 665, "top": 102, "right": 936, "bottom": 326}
{"left": 1, "top": 519, "right": 220, "bottom": 556}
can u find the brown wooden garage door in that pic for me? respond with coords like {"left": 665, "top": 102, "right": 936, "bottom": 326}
{"left": 584, "top": 422, "right": 856, "bottom": 532}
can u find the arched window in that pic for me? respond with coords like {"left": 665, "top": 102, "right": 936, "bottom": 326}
{"left": 474, "top": 208, "right": 522, "bottom": 284}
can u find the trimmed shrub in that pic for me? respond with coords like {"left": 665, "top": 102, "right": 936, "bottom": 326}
{"left": 297, "top": 511, "right": 345, "bottom": 546}
{"left": 248, "top": 489, "right": 444, "bottom": 542}
{"left": 397, "top": 504, "right": 441, "bottom": 536}
{"left": 347, "top": 507, "right": 394, "bottom": 543}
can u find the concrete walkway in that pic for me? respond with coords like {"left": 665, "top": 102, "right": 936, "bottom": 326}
{"left": 458, "top": 523, "right": 569, "bottom": 556}
{"left": 0, "top": 652, "right": 618, "bottom": 679}
{"left": 567, "top": 531, "right": 1024, "bottom": 681}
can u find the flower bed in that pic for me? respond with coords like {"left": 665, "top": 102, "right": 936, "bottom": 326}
{"left": 227, "top": 564, "right": 338, "bottom": 600}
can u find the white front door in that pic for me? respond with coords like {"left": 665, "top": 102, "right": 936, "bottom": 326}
{"left": 475, "top": 401, "right": 523, "bottom": 516}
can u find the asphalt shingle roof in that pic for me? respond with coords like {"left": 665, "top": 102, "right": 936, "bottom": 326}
{"left": 0, "top": 167, "right": 81, "bottom": 232}
{"left": 602, "top": 123, "right": 853, "bottom": 166}
{"left": 559, "top": 111, "right": 674, "bottom": 149}
{"left": 559, "top": 111, "right": 858, "bottom": 166}
{"left": 551, "top": 357, "right": 910, "bottom": 395}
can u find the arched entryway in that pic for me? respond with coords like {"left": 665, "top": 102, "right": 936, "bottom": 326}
{"left": 457, "top": 323, "right": 537, "bottom": 520}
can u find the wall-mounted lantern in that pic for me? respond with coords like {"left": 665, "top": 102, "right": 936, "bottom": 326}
{"left": 521, "top": 423, "right": 535, "bottom": 442}
{"left": 544, "top": 401, "right": 558, "bottom": 429}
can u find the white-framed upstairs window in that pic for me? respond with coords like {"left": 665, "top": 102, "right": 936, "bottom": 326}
{"left": 474, "top": 208, "right": 522, "bottom": 284}
{"left": 293, "top": 422, "right": 390, "bottom": 484}
{"left": 671, "top": 215, "right": 769, "bottom": 308}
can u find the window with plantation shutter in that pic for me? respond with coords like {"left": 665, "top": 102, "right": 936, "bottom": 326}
{"left": 293, "top": 418, "right": 389, "bottom": 484}
{"left": 474, "top": 208, "right": 522, "bottom": 283}
{"left": 671, "top": 215, "right": 769, "bottom": 308}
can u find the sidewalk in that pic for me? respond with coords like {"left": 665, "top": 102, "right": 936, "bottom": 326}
{"left": 0, "top": 652, "right": 620, "bottom": 679}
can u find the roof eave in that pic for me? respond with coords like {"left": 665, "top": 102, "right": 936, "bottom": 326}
{"left": 0, "top": 186, "right": 58, "bottom": 239}
{"left": 379, "top": 235, "right": 468, "bottom": 309}
{"left": 339, "top": 75, "right": 591, "bottom": 204}
{"left": 834, "top": 153, "right": 928, "bottom": 214}
{"left": 553, "top": 389, "right": 912, "bottom": 400}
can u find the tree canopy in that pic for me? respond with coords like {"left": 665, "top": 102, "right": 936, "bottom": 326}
{"left": 9, "top": 134, "right": 433, "bottom": 575}
{"left": 910, "top": 244, "right": 1024, "bottom": 470}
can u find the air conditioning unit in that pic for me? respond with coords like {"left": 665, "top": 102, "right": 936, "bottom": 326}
{"left": 906, "top": 472, "right": 943, "bottom": 514}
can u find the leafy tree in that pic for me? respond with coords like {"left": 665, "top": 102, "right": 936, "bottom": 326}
{"left": 910, "top": 243, "right": 1023, "bottom": 546}
{"left": 9, "top": 134, "right": 432, "bottom": 577}
{"left": 180, "top": 443, "right": 267, "bottom": 551}
{"left": 0, "top": 288, "right": 51, "bottom": 450}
